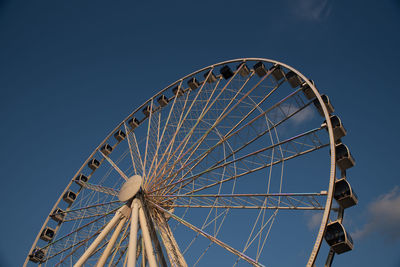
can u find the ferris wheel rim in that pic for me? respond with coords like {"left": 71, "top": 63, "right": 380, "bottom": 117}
{"left": 24, "top": 57, "right": 338, "bottom": 267}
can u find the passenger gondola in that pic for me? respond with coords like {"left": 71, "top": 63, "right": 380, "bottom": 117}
{"left": 187, "top": 77, "right": 200, "bottom": 90}
{"left": 172, "top": 86, "right": 184, "bottom": 97}
{"left": 142, "top": 105, "right": 152, "bottom": 117}
{"left": 128, "top": 117, "right": 140, "bottom": 129}
{"left": 321, "top": 115, "right": 347, "bottom": 141}
{"left": 50, "top": 208, "right": 65, "bottom": 223}
{"left": 300, "top": 80, "right": 316, "bottom": 100}
{"left": 286, "top": 71, "right": 302, "bottom": 88}
{"left": 100, "top": 144, "right": 113, "bottom": 156}
{"left": 334, "top": 178, "right": 358, "bottom": 208}
{"left": 253, "top": 61, "right": 267, "bottom": 77}
{"left": 114, "top": 130, "right": 126, "bottom": 142}
{"left": 157, "top": 94, "right": 169, "bottom": 107}
{"left": 29, "top": 248, "right": 45, "bottom": 263}
{"left": 269, "top": 64, "right": 285, "bottom": 82}
{"left": 236, "top": 62, "right": 250, "bottom": 77}
{"left": 74, "top": 174, "right": 88, "bottom": 186}
{"left": 40, "top": 227, "right": 56, "bottom": 242}
{"left": 325, "top": 220, "right": 354, "bottom": 254}
{"left": 204, "top": 70, "right": 218, "bottom": 83}
{"left": 335, "top": 143, "right": 355, "bottom": 171}
{"left": 88, "top": 158, "right": 100, "bottom": 170}
{"left": 63, "top": 190, "right": 77, "bottom": 204}
{"left": 313, "top": 94, "right": 334, "bottom": 116}
{"left": 220, "top": 65, "right": 234, "bottom": 79}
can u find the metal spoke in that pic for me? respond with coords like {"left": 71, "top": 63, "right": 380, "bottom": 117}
{"left": 150, "top": 192, "right": 327, "bottom": 210}
{"left": 147, "top": 69, "right": 217, "bottom": 188}
{"left": 151, "top": 127, "right": 327, "bottom": 195}
{"left": 143, "top": 99, "right": 154, "bottom": 182}
{"left": 145, "top": 80, "right": 184, "bottom": 188}
{"left": 81, "top": 183, "right": 120, "bottom": 198}
{"left": 62, "top": 200, "right": 122, "bottom": 222}
{"left": 151, "top": 69, "right": 273, "bottom": 191}
{"left": 156, "top": 68, "right": 244, "bottom": 186}
{"left": 127, "top": 130, "right": 145, "bottom": 176}
{"left": 152, "top": 203, "right": 266, "bottom": 267}
{"left": 44, "top": 212, "right": 113, "bottom": 260}
{"left": 124, "top": 122, "right": 139, "bottom": 175}
{"left": 100, "top": 151, "right": 129, "bottom": 181}
{"left": 149, "top": 88, "right": 309, "bottom": 194}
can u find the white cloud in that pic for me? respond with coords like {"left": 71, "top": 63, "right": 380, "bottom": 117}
{"left": 290, "top": 0, "right": 333, "bottom": 21}
{"left": 276, "top": 103, "right": 315, "bottom": 125}
{"left": 292, "top": 105, "right": 315, "bottom": 125}
{"left": 307, "top": 212, "right": 323, "bottom": 230}
{"left": 352, "top": 186, "right": 400, "bottom": 242}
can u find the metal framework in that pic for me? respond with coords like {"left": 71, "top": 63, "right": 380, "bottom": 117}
{"left": 24, "top": 58, "right": 356, "bottom": 266}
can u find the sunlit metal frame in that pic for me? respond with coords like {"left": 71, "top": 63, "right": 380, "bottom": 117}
{"left": 24, "top": 58, "right": 342, "bottom": 267}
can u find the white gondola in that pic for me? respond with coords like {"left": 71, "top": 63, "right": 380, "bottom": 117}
{"left": 253, "top": 61, "right": 267, "bottom": 77}
{"left": 142, "top": 105, "right": 152, "bottom": 117}
{"left": 334, "top": 178, "right": 358, "bottom": 208}
{"left": 40, "top": 226, "right": 56, "bottom": 242}
{"left": 114, "top": 130, "right": 126, "bottom": 142}
{"left": 128, "top": 117, "right": 139, "bottom": 129}
{"left": 203, "top": 70, "right": 218, "bottom": 83}
{"left": 300, "top": 80, "right": 316, "bottom": 100}
{"left": 220, "top": 65, "right": 234, "bottom": 80}
{"left": 321, "top": 115, "right": 347, "bottom": 141}
{"left": 325, "top": 221, "right": 354, "bottom": 254}
{"left": 172, "top": 86, "right": 184, "bottom": 97}
{"left": 236, "top": 62, "right": 250, "bottom": 77}
{"left": 157, "top": 94, "right": 169, "bottom": 107}
{"left": 313, "top": 94, "right": 334, "bottom": 116}
{"left": 100, "top": 144, "right": 113, "bottom": 156}
{"left": 187, "top": 77, "right": 200, "bottom": 90}
{"left": 269, "top": 64, "right": 285, "bottom": 82}
{"left": 29, "top": 248, "right": 45, "bottom": 263}
{"left": 88, "top": 158, "right": 100, "bottom": 170}
{"left": 286, "top": 71, "right": 302, "bottom": 88}
{"left": 74, "top": 174, "right": 88, "bottom": 186}
{"left": 63, "top": 190, "right": 77, "bottom": 204}
{"left": 335, "top": 143, "right": 355, "bottom": 171}
{"left": 50, "top": 208, "right": 65, "bottom": 223}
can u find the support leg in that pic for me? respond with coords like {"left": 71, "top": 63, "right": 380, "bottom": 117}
{"left": 97, "top": 217, "right": 127, "bottom": 267}
{"left": 138, "top": 202, "right": 158, "bottom": 267}
{"left": 155, "top": 212, "right": 188, "bottom": 267}
{"left": 127, "top": 199, "right": 140, "bottom": 266}
{"left": 325, "top": 248, "right": 335, "bottom": 267}
{"left": 74, "top": 205, "right": 127, "bottom": 267}
{"left": 140, "top": 198, "right": 168, "bottom": 267}
{"left": 141, "top": 236, "right": 146, "bottom": 267}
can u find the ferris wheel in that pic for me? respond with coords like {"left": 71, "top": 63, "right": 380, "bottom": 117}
{"left": 24, "top": 58, "right": 358, "bottom": 267}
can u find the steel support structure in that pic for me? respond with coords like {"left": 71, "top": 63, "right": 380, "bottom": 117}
{"left": 73, "top": 197, "right": 165, "bottom": 267}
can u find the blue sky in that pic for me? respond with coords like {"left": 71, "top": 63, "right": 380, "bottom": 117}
{"left": 1, "top": 0, "right": 400, "bottom": 266}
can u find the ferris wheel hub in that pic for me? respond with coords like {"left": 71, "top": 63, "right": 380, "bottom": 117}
{"left": 118, "top": 175, "right": 143, "bottom": 201}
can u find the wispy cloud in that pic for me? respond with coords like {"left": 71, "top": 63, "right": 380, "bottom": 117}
{"left": 352, "top": 186, "right": 400, "bottom": 242}
{"left": 277, "top": 103, "right": 315, "bottom": 125}
{"left": 292, "top": 105, "right": 315, "bottom": 125}
{"left": 289, "top": 0, "right": 333, "bottom": 21}
{"left": 307, "top": 212, "right": 323, "bottom": 230}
